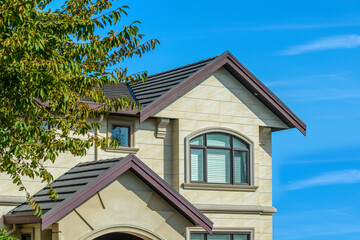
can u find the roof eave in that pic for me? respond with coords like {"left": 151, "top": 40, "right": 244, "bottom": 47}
{"left": 3, "top": 214, "right": 41, "bottom": 225}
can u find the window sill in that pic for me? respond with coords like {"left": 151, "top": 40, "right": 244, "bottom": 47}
{"left": 182, "top": 183, "right": 258, "bottom": 192}
{"left": 105, "top": 147, "right": 139, "bottom": 154}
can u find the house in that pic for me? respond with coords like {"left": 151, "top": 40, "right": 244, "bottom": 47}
{"left": 0, "top": 51, "right": 306, "bottom": 240}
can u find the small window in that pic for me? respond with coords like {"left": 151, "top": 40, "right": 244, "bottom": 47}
{"left": 190, "top": 133, "right": 250, "bottom": 184}
{"left": 21, "top": 234, "right": 31, "bottom": 240}
{"left": 190, "top": 233, "right": 249, "bottom": 240}
{"left": 111, "top": 125, "right": 130, "bottom": 147}
{"left": 106, "top": 118, "right": 139, "bottom": 154}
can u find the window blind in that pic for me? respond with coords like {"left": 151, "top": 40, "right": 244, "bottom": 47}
{"left": 207, "top": 235, "right": 231, "bottom": 240}
{"left": 207, "top": 149, "right": 230, "bottom": 183}
{"left": 190, "top": 233, "right": 205, "bottom": 240}
{"left": 234, "top": 151, "right": 247, "bottom": 183}
{"left": 191, "top": 148, "right": 204, "bottom": 181}
{"left": 234, "top": 235, "right": 248, "bottom": 240}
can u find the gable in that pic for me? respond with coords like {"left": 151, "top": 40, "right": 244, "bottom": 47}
{"left": 138, "top": 51, "right": 306, "bottom": 135}
{"left": 58, "top": 171, "right": 193, "bottom": 240}
{"left": 154, "top": 67, "right": 288, "bottom": 129}
{"left": 4, "top": 155, "right": 213, "bottom": 233}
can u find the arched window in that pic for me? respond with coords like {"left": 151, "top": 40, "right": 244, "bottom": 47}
{"left": 190, "top": 132, "right": 250, "bottom": 184}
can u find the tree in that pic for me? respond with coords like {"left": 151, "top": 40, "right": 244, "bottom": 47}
{"left": 0, "top": 0, "right": 159, "bottom": 222}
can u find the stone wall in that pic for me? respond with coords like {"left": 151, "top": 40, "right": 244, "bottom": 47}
{"left": 0, "top": 67, "right": 286, "bottom": 240}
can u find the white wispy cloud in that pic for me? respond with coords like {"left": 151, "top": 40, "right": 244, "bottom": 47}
{"left": 286, "top": 169, "right": 360, "bottom": 190}
{"left": 279, "top": 34, "right": 360, "bottom": 55}
{"left": 210, "top": 21, "right": 360, "bottom": 33}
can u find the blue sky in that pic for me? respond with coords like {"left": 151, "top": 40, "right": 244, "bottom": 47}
{"left": 119, "top": 1, "right": 360, "bottom": 239}
{"left": 52, "top": 0, "right": 360, "bottom": 239}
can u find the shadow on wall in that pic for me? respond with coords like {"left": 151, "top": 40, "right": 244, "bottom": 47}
{"left": 118, "top": 171, "right": 192, "bottom": 236}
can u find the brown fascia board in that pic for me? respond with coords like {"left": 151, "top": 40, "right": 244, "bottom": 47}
{"left": 7, "top": 155, "right": 213, "bottom": 232}
{"left": 3, "top": 214, "right": 41, "bottom": 225}
{"left": 139, "top": 51, "right": 307, "bottom": 136}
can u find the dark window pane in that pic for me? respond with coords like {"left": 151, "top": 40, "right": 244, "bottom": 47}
{"left": 233, "top": 234, "right": 248, "bottom": 240}
{"left": 207, "top": 149, "right": 231, "bottom": 183}
{"left": 234, "top": 151, "right": 247, "bottom": 183}
{"left": 207, "top": 133, "right": 230, "bottom": 147}
{"left": 191, "top": 148, "right": 204, "bottom": 181}
{"left": 190, "top": 135, "right": 204, "bottom": 145}
{"left": 190, "top": 233, "right": 205, "bottom": 240}
{"left": 112, "top": 125, "right": 129, "bottom": 147}
{"left": 21, "top": 234, "right": 31, "bottom": 240}
{"left": 208, "top": 234, "right": 231, "bottom": 240}
{"left": 233, "top": 138, "right": 248, "bottom": 148}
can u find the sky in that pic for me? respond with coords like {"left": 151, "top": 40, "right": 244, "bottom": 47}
{"left": 52, "top": 1, "right": 360, "bottom": 239}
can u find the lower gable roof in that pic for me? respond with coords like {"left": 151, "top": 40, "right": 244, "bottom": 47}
{"left": 4, "top": 155, "right": 213, "bottom": 233}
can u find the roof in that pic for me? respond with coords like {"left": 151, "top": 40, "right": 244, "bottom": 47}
{"left": 129, "top": 57, "right": 216, "bottom": 107}
{"left": 36, "top": 51, "right": 306, "bottom": 135}
{"left": 137, "top": 51, "right": 307, "bottom": 135}
{"left": 4, "top": 155, "right": 213, "bottom": 232}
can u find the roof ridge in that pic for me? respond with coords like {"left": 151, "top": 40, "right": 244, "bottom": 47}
{"left": 148, "top": 55, "right": 218, "bottom": 78}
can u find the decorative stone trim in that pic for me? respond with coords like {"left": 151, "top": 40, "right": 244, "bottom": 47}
{"left": 194, "top": 204, "right": 277, "bottom": 215}
{"left": 0, "top": 195, "right": 26, "bottom": 206}
{"left": 259, "top": 127, "right": 271, "bottom": 146}
{"left": 80, "top": 224, "right": 165, "bottom": 240}
{"left": 104, "top": 147, "right": 139, "bottom": 154}
{"left": 184, "top": 127, "right": 254, "bottom": 185}
{"left": 156, "top": 118, "right": 170, "bottom": 138}
{"left": 106, "top": 117, "right": 137, "bottom": 153}
{"left": 182, "top": 183, "right": 258, "bottom": 192}
{"left": 186, "top": 227, "right": 255, "bottom": 240}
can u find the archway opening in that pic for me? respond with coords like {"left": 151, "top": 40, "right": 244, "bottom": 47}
{"left": 94, "top": 232, "right": 144, "bottom": 240}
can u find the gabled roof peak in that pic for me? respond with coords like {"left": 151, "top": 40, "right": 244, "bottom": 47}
{"left": 137, "top": 51, "right": 307, "bottom": 135}
{"left": 5, "top": 155, "right": 213, "bottom": 233}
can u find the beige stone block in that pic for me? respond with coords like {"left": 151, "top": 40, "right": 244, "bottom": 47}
{"left": 260, "top": 219, "right": 272, "bottom": 234}
{"left": 180, "top": 189, "right": 198, "bottom": 202}
{"left": 182, "top": 84, "right": 209, "bottom": 99}
{"left": 207, "top": 86, "right": 234, "bottom": 102}
{"left": 179, "top": 119, "right": 198, "bottom": 131}
{"left": 134, "top": 129, "right": 155, "bottom": 144}
{"left": 186, "top": 112, "right": 213, "bottom": 121}
{"left": 151, "top": 160, "right": 164, "bottom": 177}
{"left": 219, "top": 102, "right": 244, "bottom": 116}
{"left": 259, "top": 193, "right": 272, "bottom": 206}
{"left": 218, "top": 115, "right": 233, "bottom": 124}
{"left": 195, "top": 99, "right": 220, "bottom": 115}
{"left": 196, "top": 120, "right": 221, "bottom": 130}
{"left": 259, "top": 165, "right": 272, "bottom": 180}
{"left": 196, "top": 190, "right": 221, "bottom": 204}
{"left": 169, "top": 97, "right": 197, "bottom": 112}
{"left": 136, "top": 143, "right": 164, "bottom": 160}
{"left": 219, "top": 191, "right": 259, "bottom": 205}
{"left": 136, "top": 118, "right": 156, "bottom": 131}
{"left": 258, "top": 233, "right": 272, "bottom": 240}
{"left": 259, "top": 179, "right": 272, "bottom": 194}
{"left": 202, "top": 75, "right": 224, "bottom": 87}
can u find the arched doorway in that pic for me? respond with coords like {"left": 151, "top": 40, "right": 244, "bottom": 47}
{"left": 80, "top": 225, "right": 165, "bottom": 240}
{"left": 94, "top": 232, "right": 143, "bottom": 240}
